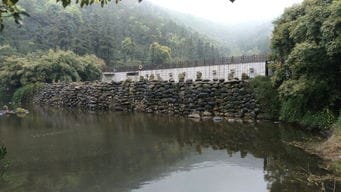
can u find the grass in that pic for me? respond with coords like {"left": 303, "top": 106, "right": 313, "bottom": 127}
{"left": 11, "top": 83, "right": 43, "bottom": 105}
{"left": 317, "top": 119, "right": 341, "bottom": 175}
{"left": 311, "top": 118, "right": 339, "bottom": 174}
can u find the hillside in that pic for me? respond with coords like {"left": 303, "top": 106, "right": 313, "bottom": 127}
{"left": 0, "top": 0, "right": 223, "bottom": 67}
{"left": 143, "top": 5, "right": 273, "bottom": 56}
{"left": 0, "top": 0, "right": 272, "bottom": 67}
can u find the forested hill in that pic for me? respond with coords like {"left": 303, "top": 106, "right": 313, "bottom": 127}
{"left": 0, "top": 0, "right": 225, "bottom": 67}
{"left": 146, "top": 6, "right": 273, "bottom": 56}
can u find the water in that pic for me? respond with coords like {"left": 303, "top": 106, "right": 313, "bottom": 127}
{"left": 0, "top": 108, "right": 337, "bottom": 192}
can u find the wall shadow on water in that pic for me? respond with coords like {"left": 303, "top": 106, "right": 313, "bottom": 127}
{"left": 0, "top": 107, "right": 337, "bottom": 192}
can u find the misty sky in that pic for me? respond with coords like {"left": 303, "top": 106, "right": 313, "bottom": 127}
{"left": 146, "top": 0, "right": 303, "bottom": 24}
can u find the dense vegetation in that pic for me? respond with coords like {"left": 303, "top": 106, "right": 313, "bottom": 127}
{"left": 1, "top": 0, "right": 338, "bottom": 131}
{"left": 0, "top": 0, "right": 226, "bottom": 103}
{"left": 0, "top": 0, "right": 137, "bottom": 30}
{"left": 250, "top": 76, "right": 280, "bottom": 120}
{"left": 169, "top": 13, "right": 272, "bottom": 56}
{"left": 269, "top": 0, "right": 340, "bottom": 129}
{"left": 0, "top": 0, "right": 223, "bottom": 68}
{"left": 0, "top": 49, "right": 104, "bottom": 104}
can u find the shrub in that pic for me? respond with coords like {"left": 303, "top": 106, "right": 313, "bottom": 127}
{"left": 178, "top": 72, "right": 186, "bottom": 82}
{"left": 250, "top": 76, "right": 280, "bottom": 120}
{"left": 241, "top": 73, "right": 250, "bottom": 80}
{"left": 0, "top": 86, "right": 12, "bottom": 104}
{"left": 300, "top": 109, "right": 336, "bottom": 130}
{"left": 12, "top": 83, "right": 44, "bottom": 105}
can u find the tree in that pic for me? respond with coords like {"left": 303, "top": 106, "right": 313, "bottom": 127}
{"left": 149, "top": 42, "right": 171, "bottom": 64}
{"left": 0, "top": 0, "right": 238, "bottom": 31}
{"left": 0, "top": 0, "right": 138, "bottom": 31}
{"left": 270, "top": 0, "right": 340, "bottom": 128}
{"left": 0, "top": 50, "right": 104, "bottom": 92}
{"left": 1, "top": 0, "right": 222, "bottom": 66}
{"left": 121, "top": 37, "right": 135, "bottom": 62}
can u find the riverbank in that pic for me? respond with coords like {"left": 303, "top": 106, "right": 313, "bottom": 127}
{"left": 289, "top": 119, "right": 341, "bottom": 178}
{"left": 311, "top": 123, "right": 340, "bottom": 176}
{"left": 31, "top": 80, "right": 340, "bottom": 180}
{"left": 0, "top": 107, "right": 29, "bottom": 117}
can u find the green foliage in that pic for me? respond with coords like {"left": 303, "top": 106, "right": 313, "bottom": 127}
{"left": 0, "top": 0, "right": 30, "bottom": 31}
{"left": 149, "top": 42, "right": 172, "bottom": 64}
{"left": 0, "top": 0, "right": 222, "bottom": 67}
{"left": 12, "top": 83, "right": 43, "bottom": 104}
{"left": 15, "top": 107, "right": 28, "bottom": 114}
{"left": 0, "top": 44, "right": 17, "bottom": 63}
{"left": 301, "top": 109, "right": 336, "bottom": 129}
{"left": 250, "top": 76, "right": 280, "bottom": 120}
{"left": 241, "top": 73, "right": 249, "bottom": 80}
{"left": 178, "top": 72, "right": 185, "bottom": 82}
{"left": 0, "top": 85, "right": 11, "bottom": 104}
{"left": 121, "top": 37, "right": 135, "bottom": 62}
{"left": 271, "top": 0, "right": 341, "bottom": 129}
{"left": 334, "top": 115, "right": 341, "bottom": 135}
{"left": 0, "top": 49, "right": 104, "bottom": 103}
{"left": 0, "top": 0, "right": 143, "bottom": 31}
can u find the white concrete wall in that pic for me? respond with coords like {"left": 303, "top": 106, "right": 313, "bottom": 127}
{"left": 102, "top": 62, "right": 266, "bottom": 82}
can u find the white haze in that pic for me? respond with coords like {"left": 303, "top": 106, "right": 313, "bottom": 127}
{"left": 146, "top": 0, "right": 303, "bottom": 24}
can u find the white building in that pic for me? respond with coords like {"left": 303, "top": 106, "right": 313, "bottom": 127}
{"left": 102, "top": 55, "right": 268, "bottom": 82}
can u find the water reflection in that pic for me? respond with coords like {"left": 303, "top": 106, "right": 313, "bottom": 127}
{"left": 0, "top": 108, "right": 337, "bottom": 192}
{"left": 133, "top": 151, "right": 267, "bottom": 192}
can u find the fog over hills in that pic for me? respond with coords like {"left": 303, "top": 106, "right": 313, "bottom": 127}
{"left": 141, "top": 1, "right": 273, "bottom": 56}
{"left": 0, "top": 0, "right": 273, "bottom": 68}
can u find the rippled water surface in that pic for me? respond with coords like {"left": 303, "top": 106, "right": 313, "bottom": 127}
{"left": 0, "top": 108, "right": 337, "bottom": 192}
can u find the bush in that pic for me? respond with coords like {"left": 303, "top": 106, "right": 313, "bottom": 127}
{"left": 241, "top": 73, "right": 250, "bottom": 80}
{"left": 0, "top": 86, "right": 12, "bottom": 104}
{"left": 12, "top": 83, "right": 44, "bottom": 105}
{"left": 300, "top": 109, "right": 336, "bottom": 130}
{"left": 250, "top": 76, "right": 280, "bottom": 120}
{"left": 178, "top": 72, "right": 186, "bottom": 82}
{"left": 0, "top": 50, "right": 105, "bottom": 104}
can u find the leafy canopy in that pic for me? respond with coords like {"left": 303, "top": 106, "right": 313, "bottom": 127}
{"left": 0, "top": 0, "right": 142, "bottom": 31}
{"left": 0, "top": 49, "right": 105, "bottom": 89}
{"left": 0, "top": 0, "right": 237, "bottom": 31}
{"left": 270, "top": 0, "right": 340, "bottom": 128}
{"left": 149, "top": 42, "right": 172, "bottom": 64}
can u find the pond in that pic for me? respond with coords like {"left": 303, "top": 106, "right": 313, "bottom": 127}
{"left": 0, "top": 108, "right": 338, "bottom": 192}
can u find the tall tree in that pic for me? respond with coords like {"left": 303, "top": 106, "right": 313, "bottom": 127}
{"left": 121, "top": 37, "right": 135, "bottom": 62}
{"left": 271, "top": 0, "right": 340, "bottom": 127}
{"left": 149, "top": 42, "right": 171, "bottom": 64}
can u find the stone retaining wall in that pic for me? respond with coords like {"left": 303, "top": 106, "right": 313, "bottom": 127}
{"left": 34, "top": 80, "right": 263, "bottom": 120}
